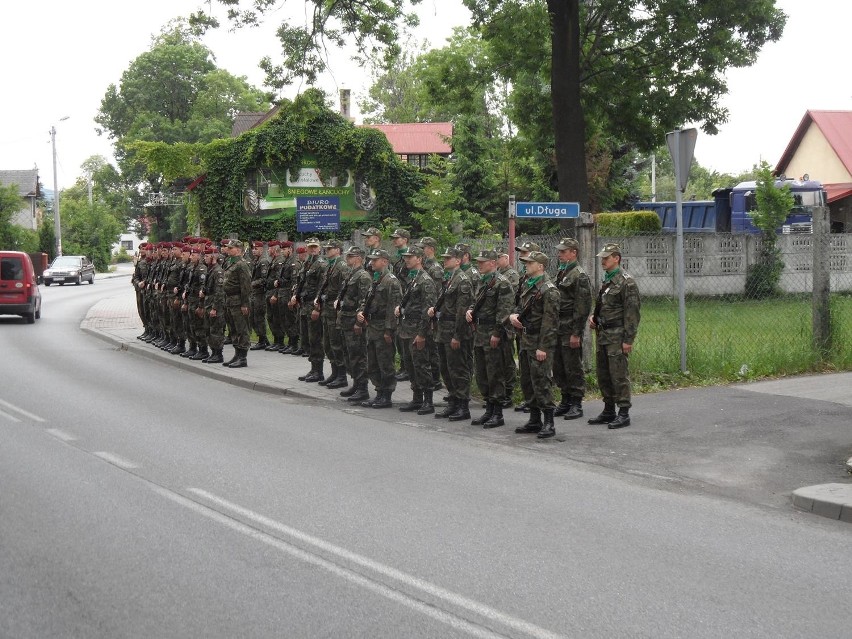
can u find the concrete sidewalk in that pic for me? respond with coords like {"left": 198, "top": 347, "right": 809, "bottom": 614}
{"left": 82, "top": 285, "right": 852, "bottom": 525}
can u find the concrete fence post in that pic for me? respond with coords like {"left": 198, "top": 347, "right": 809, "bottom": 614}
{"left": 812, "top": 206, "right": 831, "bottom": 358}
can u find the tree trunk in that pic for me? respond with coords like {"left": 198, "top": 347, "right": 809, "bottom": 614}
{"left": 549, "top": 0, "right": 588, "bottom": 233}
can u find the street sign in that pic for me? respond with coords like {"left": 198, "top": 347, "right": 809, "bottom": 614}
{"left": 515, "top": 201, "right": 580, "bottom": 219}
{"left": 666, "top": 128, "right": 697, "bottom": 192}
{"left": 296, "top": 196, "right": 340, "bottom": 232}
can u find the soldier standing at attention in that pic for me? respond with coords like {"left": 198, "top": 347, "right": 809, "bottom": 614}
{"left": 249, "top": 241, "right": 271, "bottom": 350}
{"left": 588, "top": 243, "right": 641, "bottom": 429}
{"left": 317, "top": 239, "right": 351, "bottom": 389}
{"left": 185, "top": 246, "right": 209, "bottom": 361}
{"left": 552, "top": 238, "right": 593, "bottom": 420}
{"left": 395, "top": 245, "right": 437, "bottom": 415}
{"left": 201, "top": 246, "right": 226, "bottom": 364}
{"left": 417, "top": 236, "right": 445, "bottom": 392}
{"left": 357, "top": 249, "right": 402, "bottom": 408}
{"left": 512, "top": 241, "right": 540, "bottom": 412}
{"left": 337, "top": 247, "right": 372, "bottom": 403}
{"left": 221, "top": 239, "right": 252, "bottom": 368}
{"left": 133, "top": 243, "right": 151, "bottom": 340}
{"left": 362, "top": 227, "right": 382, "bottom": 273}
{"left": 430, "top": 247, "right": 474, "bottom": 422}
{"left": 297, "top": 238, "right": 328, "bottom": 382}
{"left": 390, "top": 229, "right": 412, "bottom": 381}
{"left": 467, "top": 250, "right": 515, "bottom": 428}
{"left": 274, "top": 241, "right": 300, "bottom": 354}
{"left": 264, "top": 241, "right": 286, "bottom": 351}
{"left": 497, "top": 251, "right": 519, "bottom": 406}
{"left": 510, "top": 251, "right": 561, "bottom": 439}
{"left": 289, "top": 246, "right": 309, "bottom": 355}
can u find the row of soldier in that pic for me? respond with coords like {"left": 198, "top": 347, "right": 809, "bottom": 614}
{"left": 131, "top": 231, "right": 640, "bottom": 437}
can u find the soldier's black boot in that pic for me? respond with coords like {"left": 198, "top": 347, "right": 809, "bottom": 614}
{"left": 399, "top": 390, "right": 423, "bottom": 412}
{"left": 554, "top": 398, "right": 572, "bottom": 417}
{"left": 537, "top": 408, "right": 556, "bottom": 439}
{"left": 223, "top": 334, "right": 232, "bottom": 345}
{"left": 361, "top": 390, "right": 382, "bottom": 408}
{"left": 607, "top": 407, "right": 631, "bottom": 429}
{"left": 190, "top": 346, "right": 209, "bottom": 361}
{"left": 265, "top": 338, "right": 282, "bottom": 351}
{"left": 588, "top": 403, "right": 616, "bottom": 425}
{"left": 372, "top": 390, "right": 393, "bottom": 408}
{"left": 483, "top": 403, "right": 505, "bottom": 428}
{"left": 448, "top": 399, "right": 471, "bottom": 422}
{"left": 170, "top": 340, "right": 186, "bottom": 355}
{"left": 564, "top": 398, "right": 583, "bottom": 420}
{"left": 318, "top": 363, "right": 336, "bottom": 386}
{"left": 250, "top": 338, "right": 269, "bottom": 351}
{"left": 204, "top": 349, "right": 223, "bottom": 364}
{"left": 435, "top": 397, "right": 457, "bottom": 419}
{"left": 470, "top": 401, "right": 494, "bottom": 425}
{"left": 339, "top": 378, "right": 359, "bottom": 397}
{"left": 348, "top": 382, "right": 370, "bottom": 403}
{"left": 417, "top": 390, "right": 435, "bottom": 415}
{"left": 181, "top": 341, "right": 197, "bottom": 358}
{"left": 514, "top": 400, "right": 530, "bottom": 413}
{"left": 515, "top": 407, "right": 543, "bottom": 434}
{"left": 228, "top": 348, "right": 248, "bottom": 368}
{"left": 304, "top": 363, "right": 325, "bottom": 383}
{"left": 223, "top": 348, "right": 239, "bottom": 366}
{"left": 326, "top": 366, "right": 348, "bottom": 389}
{"left": 298, "top": 364, "right": 315, "bottom": 381}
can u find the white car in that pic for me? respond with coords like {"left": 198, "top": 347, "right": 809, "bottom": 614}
{"left": 43, "top": 255, "right": 96, "bottom": 286}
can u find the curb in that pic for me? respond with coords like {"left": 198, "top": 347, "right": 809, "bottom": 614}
{"left": 792, "top": 483, "right": 852, "bottom": 523}
{"left": 81, "top": 326, "right": 318, "bottom": 401}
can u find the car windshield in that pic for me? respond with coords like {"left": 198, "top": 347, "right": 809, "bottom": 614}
{"left": 52, "top": 257, "right": 82, "bottom": 268}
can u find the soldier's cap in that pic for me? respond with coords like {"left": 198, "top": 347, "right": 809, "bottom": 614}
{"left": 279, "top": 240, "right": 293, "bottom": 248}
{"left": 391, "top": 228, "right": 411, "bottom": 239}
{"left": 515, "top": 241, "right": 541, "bottom": 253}
{"left": 401, "top": 245, "right": 424, "bottom": 257}
{"left": 182, "top": 235, "right": 192, "bottom": 243}
{"left": 366, "top": 248, "right": 391, "bottom": 261}
{"left": 296, "top": 246, "right": 307, "bottom": 254}
{"left": 226, "top": 239, "right": 244, "bottom": 250}
{"left": 519, "top": 251, "right": 549, "bottom": 266}
{"left": 323, "top": 239, "right": 343, "bottom": 250}
{"left": 556, "top": 237, "right": 579, "bottom": 251}
{"left": 305, "top": 237, "right": 321, "bottom": 247}
{"left": 267, "top": 240, "right": 280, "bottom": 248}
{"left": 416, "top": 236, "right": 437, "bottom": 249}
{"left": 362, "top": 227, "right": 381, "bottom": 237}
{"left": 251, "top": 240, "right": 265, "bottom": 248}
{"left": 190, "top": 247, "right": 202, "bottom": 254}
{"left": 596, "top": 243, "right": 622, "bottom": 257}
{"left": 346, "top": 246, "right": 366, "bottom": 257}
{"left": 439, "top": 246, "right": 463, "bottom": 259}
{"left": 475, "top": 249, "right": 499, "bottom": 262}
{"left": 204, "top": 247, "right": 216, "bottom": 255}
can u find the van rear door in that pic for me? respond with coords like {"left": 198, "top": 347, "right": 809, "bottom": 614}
{"left": 0, "top": 254, "right": 29, "bottom": 305}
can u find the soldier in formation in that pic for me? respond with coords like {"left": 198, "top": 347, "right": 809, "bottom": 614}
{"left": 337, "top": 246, "right": 372, "bottom": 403}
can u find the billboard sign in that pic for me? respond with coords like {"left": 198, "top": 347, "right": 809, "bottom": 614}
{"left": 296, "top": 197, "right": 341, "bottom": 232}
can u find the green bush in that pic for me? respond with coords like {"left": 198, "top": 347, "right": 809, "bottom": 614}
{"left": 595, "top": 211, "right": 661, "bottom": 236}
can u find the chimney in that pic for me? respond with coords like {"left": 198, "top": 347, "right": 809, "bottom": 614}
{"left": 339, "top": 89, "right": 353, "bottom": 122}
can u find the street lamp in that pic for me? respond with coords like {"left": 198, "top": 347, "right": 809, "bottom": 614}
{"left": 51, "top": 116, "right": 70, "bottom": 257}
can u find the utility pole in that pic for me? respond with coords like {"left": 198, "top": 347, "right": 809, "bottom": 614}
{"left": 50, "top": 116, "right": 69, "bottom": 257}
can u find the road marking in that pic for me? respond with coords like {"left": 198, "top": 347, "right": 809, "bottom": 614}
{"left": 46, "top": 428, "right": 78, "bottom": 441}
{"left": 93, "top": 452, "right": 138, "bottom": 469}
{"left": 0, "top": 398, "right": 45, "bottom": 422}
{"left": 0, "top": 409, "right": 21, "bottom": 423}
{"left": 182, "top": 487, "right": 564, "bottom": 639}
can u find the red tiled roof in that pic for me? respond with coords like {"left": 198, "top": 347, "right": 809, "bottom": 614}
{"left": 824, "top": 183, "right": 852, "bottom": 204}
{"left": 360, "top": 122, "right": 453, "bottom": 155}
{"left": 776, "top": 110, "right": 852, "bottom": 176}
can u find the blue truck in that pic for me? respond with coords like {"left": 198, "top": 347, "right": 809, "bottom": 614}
{"left": 636, "top": 178, "right": 827, "bottom": 233}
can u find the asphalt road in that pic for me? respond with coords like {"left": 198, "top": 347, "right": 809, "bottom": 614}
{"left": 1, "top": 277, "right": 850, "bottom": 638}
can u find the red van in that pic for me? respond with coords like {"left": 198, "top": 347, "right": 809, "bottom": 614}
{"left": 0, "top": 251, "right": 42, "bottom": 323}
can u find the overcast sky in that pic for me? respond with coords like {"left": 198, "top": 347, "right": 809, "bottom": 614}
{"left": 1, "top": 0, "right": 849, "bottom": 191}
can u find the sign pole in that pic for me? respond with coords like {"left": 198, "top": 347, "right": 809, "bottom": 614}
{"left": 508, "top": 195, "right": 516, "bottom": 266}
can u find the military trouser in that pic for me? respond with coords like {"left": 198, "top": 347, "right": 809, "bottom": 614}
{"left": 501, "top": 336, "right": 517, "bottom": 398}
{"left": 169, "top": 295, "right": 185, "bottom": 339}
{"left": 519, "top": 348, "right": 555, "bottom": 409}
{"left": 298, "top": 310, "right": 310, "bottom": 349}
{"left": 473, "top": 342, "right": 507, "bottom": 403}
{"left": 225, "top": 304, "right": 250, "bottom": 350}
{"left": 595, "top": 341, "right": 631, "bottom": 408}
{"left": 135, "top": 291, "right": 147, "bottom": 328}
{"left": 205, "top": 307, "right": 226, "bottom": 351}
{"left": 250, "top": 292, "right": 267, "bottom": 341}
{"left": 266, "top": 291, "right": 283, "bottom": 341}
{"left": 427, "top": 336, "right": 440, "bottom": 385}
{"left": 400, "top": 336, "right": 432, "bottom": 392}
{"left": 322, "top": 313, "right": 345, "bottom": 366}
{"left": 438, "top": 338, "right": 472, "bottom": 400}
{"left": 182, "top": 303, "right": 192, "bottom": 342}
{"left": 367, "top": 332, "right": 397, "bottom": 393}
{"left": 190, "top": 302, "right": 206, "bottom": 348}
{"left": 552, "top": 334, "right": 585, "bottom": 400}
{"left": 340, "top": 318, "right": 367, "bottom": 386}
{"left": 307, "top": 312, "right": 324, "bottom": 364}
{"left": 282, "top": 300, "right": 298, "bottom": 339}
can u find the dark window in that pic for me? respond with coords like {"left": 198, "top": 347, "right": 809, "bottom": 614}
{"left": 121, "top": 241, "right": 134, "bottom": 251}
{"left": 1, "top": 257, "right": 24, "bottom": 281}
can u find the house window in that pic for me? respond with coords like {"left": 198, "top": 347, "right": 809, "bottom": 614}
{"left": 121, "top": 240, "right": 134, "bottom": 251}
{"left": 406, "top": 154, "right": 430, "bottom": 169}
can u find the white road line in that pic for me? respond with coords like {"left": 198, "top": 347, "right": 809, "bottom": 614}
{"left": 45, "top": 428, "right": 78, "bottom": 442}
{"left": 0, "top": 398, "right": 46, "bottom": 422}
{"left": 151, "top": 487, "right": 512, "bottom": 639}
{"left": 92, "top": 452, "right": 138, "bottom": 469}
{"left": 186, "top": 487, "right": 564, "bottom": 639}
{"left": 0, "top": 408, "right": 21, "bottom": 423}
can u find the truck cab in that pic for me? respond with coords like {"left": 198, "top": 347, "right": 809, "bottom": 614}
{"left": 729, "top": 178, "right": 826, "bottom": 234}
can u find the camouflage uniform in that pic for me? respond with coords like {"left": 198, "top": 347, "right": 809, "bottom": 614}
{"left": 249, "top": 246, "right": 271, "bottom": 346}
{"left": 301, "top": 248, "right": 328, "bottom": 368}
{"left": 277, "top": 248, "right": 301, "bottom": 349}
{"left": 265, "top": 244, "right": 287, "bottom": 348}
{"left": 434, "top": 254, "right": 474, "bottom": 418}
{"left": 132, "top": 251, "right": 150, "bottom": 336}
{"left": 359, "top": 256, "right": 402, "bottom": 404}
{"left": 336, "top": 251, "right": 372, "bottom": 397}
{"left": 318, "top": 242, "right": 351, "bottom": 384}
{"left": 397, "top": 258, "right": 437, "bottom": 401}
{"left": 202, "top": 254, "right": 226, "bottom": 362}
{"left": 498, "top": 262, "right": 520, "bottom": 401}
{"left": 222, "top": 248, "right": 252, "bottom": 356}
{"left": 185, "top": 253, "right": 208, "bottom": 358}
